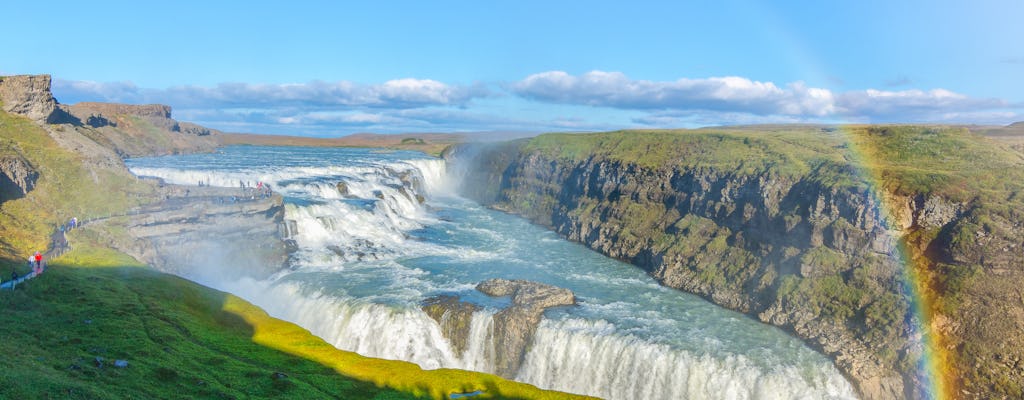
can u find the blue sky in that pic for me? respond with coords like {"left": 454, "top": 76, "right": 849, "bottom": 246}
{"left": 4, "top": 0, "right": 1023, "bottom": 136}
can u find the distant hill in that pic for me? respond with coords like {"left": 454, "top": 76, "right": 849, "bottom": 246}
{"left": 0, "top": 75, "right": 219, "bottom": 158}
{"left": 218, "top": 132, "right": 464, "bottom": 156}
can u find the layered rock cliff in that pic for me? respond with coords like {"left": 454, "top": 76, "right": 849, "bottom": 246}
{"left": 446, "top": 128, "right": 1024, "bottom": 400}
{"left": 0, "top": 74, "right": 61, "bottom": 123}
{"left": 89, "top": 185, "right": 292, "bottom": 282}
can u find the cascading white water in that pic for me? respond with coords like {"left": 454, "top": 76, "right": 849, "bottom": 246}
{"left": 127, "top": 146, "right": 857, "bottom": 400}
{"left": 518, "top": 319, "right": 856, "bottom": 400}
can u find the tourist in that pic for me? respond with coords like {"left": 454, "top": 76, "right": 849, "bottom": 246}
{"left": 34, "top": 251, "right": 42, "bottom": 272}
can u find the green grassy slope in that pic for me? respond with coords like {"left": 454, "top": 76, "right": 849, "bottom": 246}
{"left": 0, "top": 246, "right": 416, "bottom": 400}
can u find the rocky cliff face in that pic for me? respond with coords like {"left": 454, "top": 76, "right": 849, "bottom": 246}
{"left": 0, "top": 152, "right": 38, "bottom": 204}
{"left": 92, "top": 185, "right": 292, "bottom": 282}
{"left": 446, "top": 137, "right": 1019, "bottom": 400}
{"left": 64, "top": 102, "right": 172, "bottom": 120}
{"left": 0, "top": 74, "right": 61, "bottom": 123}
{"left": 1, "top": 74, "right": 218, "bottom": 158}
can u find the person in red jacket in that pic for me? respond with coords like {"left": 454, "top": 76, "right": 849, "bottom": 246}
{"left": 33, "top": 251, "right": 42, "bottom": 274}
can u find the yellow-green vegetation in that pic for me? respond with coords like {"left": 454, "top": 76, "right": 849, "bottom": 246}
{"left": 522, "top": 128, "right": 861, "bottom": 186}
{"left": 0, "top": 242, "right": 584, "bottom": 399}
{"left": 848, "top": 125, "right": 1024, "bottom": 205}
{"left": 0, "top": 110, "right": 159, "bottom": 260}
{"left": 0, "top": 245, "right": 416, "bottom": 399}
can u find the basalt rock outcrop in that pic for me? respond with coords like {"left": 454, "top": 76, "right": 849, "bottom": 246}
{"left": 446, "top": 129, "right": 1024, "bottom": 400}
{"left": 93, "top": 185, "right": 292, "bottom": 282}
{"left": 477, "top": 279, "right": 575, "bottom": 377}
{"left": 0, "top": 152, "right": 37, "bottom": 203}
{"left": 422, "top": 279, "right": 575, "bottom": 378}
{"left": 422, "top": 295, "right": 481, "bottom": 356}
{"left": 0, "top": 74, "right": 60, "bottom": 123}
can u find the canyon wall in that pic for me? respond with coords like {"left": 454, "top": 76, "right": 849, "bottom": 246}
{"left": 446, "top": 129, "right": 1024, "bottom": 400}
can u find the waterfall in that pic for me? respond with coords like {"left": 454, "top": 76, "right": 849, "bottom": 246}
{"left": 127, "top": 147, "right": 857, "bottom": 400}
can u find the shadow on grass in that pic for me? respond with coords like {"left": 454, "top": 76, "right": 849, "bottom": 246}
{"left": 0, "top": 251, "right": 588, "bottom": 400}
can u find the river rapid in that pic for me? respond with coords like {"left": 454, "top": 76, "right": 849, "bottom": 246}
{"left": 127, "top": 145, "right": 857, "bottom": 400}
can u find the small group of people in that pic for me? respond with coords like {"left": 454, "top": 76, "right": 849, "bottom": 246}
{"left": 60, "top": 216, "right": 79, "bottom": 233}
{"left": 29, "top": 251, "right": 44, "bottom": 275}
{"left": 7, "top": 251, "right": 43, "bottom": 290}
{"left": 239, "top": 180, "right": 273, "bottom": 200}
{"left": 5, "top": 218, "right": 70, "bottom": 289}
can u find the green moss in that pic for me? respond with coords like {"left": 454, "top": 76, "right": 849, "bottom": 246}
{"left": 799, "top": 247, "right": 847, "bottom": 274}
{"left": 523, "top": 128, "right": 856, "bottom": 183}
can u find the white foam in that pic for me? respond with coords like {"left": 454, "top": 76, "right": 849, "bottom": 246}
{"left": 517, "top": 319, "right": 858, "bottom": 400}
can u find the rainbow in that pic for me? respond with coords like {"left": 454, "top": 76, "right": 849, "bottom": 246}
{"left": 836, "top": 125, "right": 949, "bottom": 400}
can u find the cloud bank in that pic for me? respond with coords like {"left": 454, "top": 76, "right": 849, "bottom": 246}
{"left": 512, "top": 70, "right": 1014, "bottom": 123}
{"left": 56, "top": 78, "right": 489, "bottom": 109}
{"left": 51, "top": 71, "right": 1020, "bottom": 135}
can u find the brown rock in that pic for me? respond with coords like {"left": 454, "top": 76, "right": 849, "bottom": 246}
{"left": 0, "top": 74, "right": 58, "bottom": 122}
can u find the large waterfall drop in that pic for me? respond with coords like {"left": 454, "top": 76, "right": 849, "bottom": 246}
{"left": 128, "top": 146, "right": 856, "bottom": 400}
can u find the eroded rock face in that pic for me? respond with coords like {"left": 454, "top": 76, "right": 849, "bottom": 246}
{"left": 0, "top": 74, "right": 58, "bottom": 122}
{"left": 476, "top": 279, "right": 575, "bottom": 377}
{"left": 421, "top": 279, "right": 575, "bottom": 378}
{"left": 0, "top": 153, "right": 37, "bottom": 203}
{"left": 178, "top": 122, "right": 212, "bottom": 136}
{"left": 422, "top": 295, "right": 480, "bottom": 356}
{"left": 94, "top": 185, "right": 292, "bottom": 281}
{"left": 476, "top": 278, "right": 576, "bottom": 309}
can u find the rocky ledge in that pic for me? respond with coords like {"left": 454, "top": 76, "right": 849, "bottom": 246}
{"left": 93, "top": 184, "right": 293, "bottom": 282}
{"left": 422, "top": 279, "right": 575, "bottom": 377}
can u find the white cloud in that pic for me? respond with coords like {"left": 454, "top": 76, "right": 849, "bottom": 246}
{"left": 53, "top": 78, "right": 489, "bottom": 110}
{"left": 512, "top": 70, "right": 1015, "bottom": 123}
{"left": 511, "top": 70, "right": 836, "bottom": 116}
{"left": 834, "top": 88, "right": 1007, "bottom": 119}
{"left": 45, "top": 72, "right": 1021, "bottom": 135}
